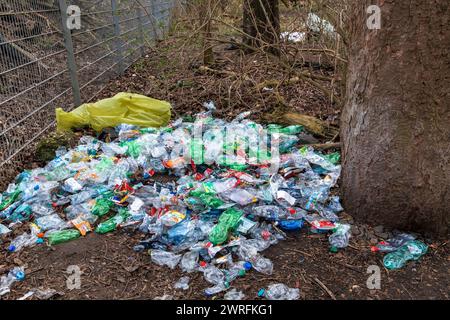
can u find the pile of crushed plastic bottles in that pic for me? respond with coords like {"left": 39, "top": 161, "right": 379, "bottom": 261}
{"left": 0, "top": 104, "right": 351, "bottom": 299}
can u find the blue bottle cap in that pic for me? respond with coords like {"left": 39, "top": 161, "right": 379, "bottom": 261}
{"left": 34, "top": 185, "right": 40, "bottom": 190}
{"left": 243, "top": 261, "right": 252, "bottom": 271}
{"left": 257, "top": 288, "right": 265, "bottom": 297}
{"left": 8, "top": 245, "right": 16, "bottom": 252}
{"left": 15, "top": 271, "right": 25, "bottom": 281}
{"left": 36, "top": 238, "right": 44, "bottom": 244}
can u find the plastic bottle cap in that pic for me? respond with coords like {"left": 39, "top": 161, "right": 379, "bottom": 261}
{"left": 8, "top": 245, "right": 16, "bottom": 252}
{"left": 330, "top": 246, "right": 338, "bottom": 253}
{"left": 15, "top": 272, "right": 25, "bottom": 281}
{"left": 257, "top": 288, "right": 265, "bottom": 297}
{"left": 200, "top": 261, "right": 207, "bottom": 268}
{"left": 243, "top": 261, "right": 252, "bottom": 271}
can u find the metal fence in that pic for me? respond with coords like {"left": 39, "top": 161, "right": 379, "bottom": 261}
{"left": 0, "top": 0, "right": 179, "bottom": 188}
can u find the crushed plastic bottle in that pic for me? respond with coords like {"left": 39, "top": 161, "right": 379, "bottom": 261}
{"left": 46, "top": 229, "right": 81, "bottom": 245}
{"left": 383, "top": 240, "right": 428, "bottom": 270}
{"left": 0, "top": 223, "right": 11, "bottom": 236}
{"left": 329, "top": 223, "right": 351, "bottom": 249}
{"left": 0, "top": 102, "right": 365, "bottom": 294}
{"left": 258, "top": 283, "right": 299, "bottom": 300}
{"left": 8, "top": 231, "right": 39, "bottom": 252}
{"left": 174, "top": 276, "right": 190, "bottom": 290}
{"left": 0, "top": 267, "right": 25, "bottom": 296}
{"left": 224, "top": 288, "right": 245, "bottom": 300}
{"left": 151, "top": 249, "right": 182, "bottom": 269}
{"left": 371, "top": 233, "right": 416, "bottom": 253}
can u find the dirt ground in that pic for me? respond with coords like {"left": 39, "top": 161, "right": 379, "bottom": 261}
{"left": 1, "top": 38, "right": 449, "bottom": 300}
{"left": 1, "top": 216, "right": 448, "bottom": 300}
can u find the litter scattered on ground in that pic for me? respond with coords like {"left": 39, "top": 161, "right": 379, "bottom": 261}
{"left": 224, "top": 288, "right": 245, "bottom": 300}
{"left": 371, "top": 234, "right": 428, "bottom": 270}
{"left": 258, "top": 283, "right": 300, "bottom": 300}
{"left": 280, "top": 32, "right": 307, "bottom": 43}
{"left": 0, "top": 266, "right": 25, "bottom": 296}
{"left": 174, "top": 276, "right": 190, "bottom": 290}
{"left": 0, "top": 97, "right": 428, "bottom": 300}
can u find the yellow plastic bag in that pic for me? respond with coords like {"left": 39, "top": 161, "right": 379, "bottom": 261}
{"left": 56, "top": 92, "right": 171, "bottom": 132}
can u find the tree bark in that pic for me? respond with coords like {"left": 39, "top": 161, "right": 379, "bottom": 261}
{"left": 341, "top": 1, "right": 450, "bottom": 237}
{"left": 199, "top": 0, "right": 214, "bottom": 65}
{"left": 243, "top": 0, "right": 280, "bottom": 55}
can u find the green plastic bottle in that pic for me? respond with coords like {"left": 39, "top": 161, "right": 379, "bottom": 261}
{"left": 209, "top": 208, "right": 243, "bottom": 245}
{"left": 190, "top": 138, "right": 204, "bottom": 164}
{"left": 322, "top": 152, "right": 341, "bottom": 165}
{"left": 124, "top": 140, "right": 142, "bottom": 158}
{"left": 95, "top": 208, "right": 129, "bottom": 234}
{"left": 91, "top": 197, "right": 114, "bottom": 217}
{"left": 189, "top": 190, "right": 224, "bottom": 209}
{"left": 47, "top": 229, "right": 81, "bottom": 245}
{"left": 139, "top": 128, "right": 158, "bottom": 134}
{"left": 383, "top": 240, "right": 428, "bottom": 270}
{"left": 0, "top": 189, "right": 21, "bottom": 211}
{"left": 267, "top": 124, "right": 303, "bottom": 135}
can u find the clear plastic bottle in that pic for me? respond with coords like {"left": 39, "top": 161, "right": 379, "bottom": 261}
{"left": 223, "top": 189, "right": 257, "bottom": 206}
{"left": 224, "top": 288, "right": 245, "bottom": 300}
{"left": 8, "top": 232, "right": 38, "bottom": 252}
{"left": 252, "top": 205, "right": 285, "bottom": 220}
{"left": 180, "top": 250, "right": 199, "bottom": 273}
{"left": 259, "top": 283, "right": 299, "bottom": 300}
{"left": 150, "top": 249, "right": 182, "bottom": 269}
{"left": 174, "top": 276, "right": 190, "bottom": 290}
{"left": 202, "top": 265, "right": 225, "bottom": 285}
{"left": 329, "top": 223, "right": 351, "bottom": 249}
{"left": 0, "top": 267, "right": 25, "bottom": 296}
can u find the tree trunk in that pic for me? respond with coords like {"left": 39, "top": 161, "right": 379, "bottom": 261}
{"left": 341, "top": 1, "right": 450, "bottom": 237}
{"left": 243, "top": 0, "right": 280, "bottom": 55}
{"left": 199, "top": 0, "right": 214, "bottom": 65}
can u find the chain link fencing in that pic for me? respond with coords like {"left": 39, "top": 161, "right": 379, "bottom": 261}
{"left": 0, "top": 0, "right": 181, "bottom": 189}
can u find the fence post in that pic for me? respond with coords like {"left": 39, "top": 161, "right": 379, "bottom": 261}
{"left": 111, "top": 0, "right": 124, "bottom": 74}
{"left": 136, "top": 6, "right": 145, "bottom": 56}
{"left": 151, "top": 0, "right": 161, "bottom": 40}
{"left": 58, "top": 0, "right": 81, "bottom": 107}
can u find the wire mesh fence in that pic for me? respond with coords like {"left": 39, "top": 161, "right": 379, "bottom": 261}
{"left": 0, "top": 0, "right": 179, "bottom": 189}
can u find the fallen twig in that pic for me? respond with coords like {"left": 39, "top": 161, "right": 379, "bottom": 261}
{"left": 314, "top": 277, "right": 337, "bottom": 300}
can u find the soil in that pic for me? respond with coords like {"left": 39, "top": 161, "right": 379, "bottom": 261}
{"left": 1, "top": 216, "right": 448, "bottom": 300}
{"left": 1, "top": 38, "right": 448, "bottom": 300}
